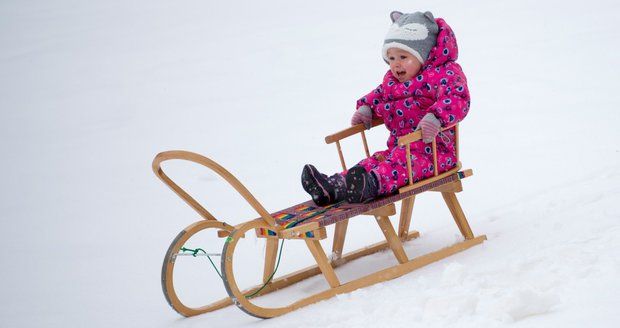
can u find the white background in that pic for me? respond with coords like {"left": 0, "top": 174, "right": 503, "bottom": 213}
{"left": 1, "top": 0, "right": 619, "bottom": 327}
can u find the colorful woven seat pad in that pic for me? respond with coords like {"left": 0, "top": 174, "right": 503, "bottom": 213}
{"left": 272, "top": 202, "right": 351, "bottom": 228}
{"left": 256, "top": 227, "right": 316, "bottom": 238}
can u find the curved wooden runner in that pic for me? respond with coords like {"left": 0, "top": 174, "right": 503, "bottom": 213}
{"left": 161, "top": 220, "right": 234, "bottom": 317}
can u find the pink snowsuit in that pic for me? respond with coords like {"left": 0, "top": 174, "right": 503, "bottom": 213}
{"left": 354, "top": 18, "right": 470, "bottom": 195}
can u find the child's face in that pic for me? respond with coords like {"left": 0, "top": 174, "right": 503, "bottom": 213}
{"left": 387, "top": 48, "right": 422, "bottom": 83}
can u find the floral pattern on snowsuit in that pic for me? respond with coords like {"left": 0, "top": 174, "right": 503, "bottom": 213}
{"left": 353, "top": 18, "right": 470, "bottom": 195}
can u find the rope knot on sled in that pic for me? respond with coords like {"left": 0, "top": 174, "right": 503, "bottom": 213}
{"left": 179, "top": 246, "right": 205, "bottom": 257}
{"left": 177, "top": 240, "right": 285, "bottom": 300}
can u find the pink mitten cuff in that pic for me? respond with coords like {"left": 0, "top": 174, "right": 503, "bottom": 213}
{"left": 418, "top": 112, "right": 441, "bottom": 143}
{"left": 351, "top": 105, "right": 373, "bottom": 129}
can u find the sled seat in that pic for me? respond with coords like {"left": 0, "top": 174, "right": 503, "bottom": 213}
{"left": 255, "top": 166, "right": 471, "bottom": 240}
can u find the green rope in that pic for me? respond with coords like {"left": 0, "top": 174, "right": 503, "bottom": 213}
{"left": 245, "top": 239, "right": 285, "bottom": 299}
{"left": 178, "top": 239, "right": 285, "bottom": 299}
{"left": 180, "top": 247, "right": 222, "bottom": 279}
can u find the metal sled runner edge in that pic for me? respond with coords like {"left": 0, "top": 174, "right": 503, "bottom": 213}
{"left": 153, "top": 120, "right": 486, "bottom": 319}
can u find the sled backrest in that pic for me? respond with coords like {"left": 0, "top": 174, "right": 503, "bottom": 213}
{"left": 324, "top": 119, "right": 460, "bottom": 191}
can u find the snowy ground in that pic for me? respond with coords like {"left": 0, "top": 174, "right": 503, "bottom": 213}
{"left": 1, "top": 0, "right": 619, "bottom": 327}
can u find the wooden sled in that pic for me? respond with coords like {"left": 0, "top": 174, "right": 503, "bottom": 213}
{"left": 153, "top": 119, "right": 486, "bottom": 319}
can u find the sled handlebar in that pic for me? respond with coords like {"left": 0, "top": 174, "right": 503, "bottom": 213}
{"left": 324, "top": 119, "right": 383, "bottom": 144}
{"left": 152, "top": 150, "right": 277, "bottom": 226}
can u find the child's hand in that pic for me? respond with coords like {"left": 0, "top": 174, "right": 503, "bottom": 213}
{"left": 419, "top": 112, "right": 441, "bottom": 143}
{"left": 351, "top": 105, "right": 373, "bottom": 129}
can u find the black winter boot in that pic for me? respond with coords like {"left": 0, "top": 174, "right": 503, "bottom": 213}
{"left": 301, "top": 164, "right": 346, "bottom": 206}
{"left": 345, "top": 166, "right": 379, "bottom": 203}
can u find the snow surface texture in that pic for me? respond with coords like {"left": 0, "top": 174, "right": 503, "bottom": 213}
{"left": 1, "top": 0, "right": 619, "bottom": 327}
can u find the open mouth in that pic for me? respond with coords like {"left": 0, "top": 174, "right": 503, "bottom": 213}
{"left": 396, "top": 70, "right": 407, "bottom": 78}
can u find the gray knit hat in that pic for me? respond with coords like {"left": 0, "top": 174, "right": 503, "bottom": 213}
{"left": 382, "top": 11, "right": 439, "bottom": 64}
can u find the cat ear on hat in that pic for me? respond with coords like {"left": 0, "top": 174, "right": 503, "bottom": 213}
{"left": 424, "top": 11, "right": 435, "bottom": 20}
{"left": 390, "top": 11, "right": 403, "bottom": 22}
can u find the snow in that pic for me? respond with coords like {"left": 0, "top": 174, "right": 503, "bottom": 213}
{"left": 1, "top": 0, "right": 619, "bottom": 327}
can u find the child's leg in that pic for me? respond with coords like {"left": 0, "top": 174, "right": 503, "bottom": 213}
{"left": 345, "top": 166, "right": 380, "bottom": 203}
{"left": 352, "top": 150, "right": 390, "bottom": 173}
{"left": 301, "top": 164, "right": 346, "bottom": 206}
{"left": 435, "top": 140, "right": 458, "bottom": 174}
{"left": 371, "top": 147, "right": 433, "bottom": 195}
{"left": 343, "top": 150, "right": 389, "bottom": 203}
{"left": 437, "top": 151, "right": 458, "bottom": 174}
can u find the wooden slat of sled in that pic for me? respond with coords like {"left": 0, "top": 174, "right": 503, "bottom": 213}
{"left": 263, "top": 239, "right": 278, "bottom": 283}
{"left": 398, "top": 196, "right": 415, "bottom": 241}
{"left": 305, "top": 239, "right": 340, "bottom": 288}
{"left": 431, "top": 180, "right": 463, "bottom": 193}
{"left": 325, "top": 118, "right": 383, "bottom": 144}
{"left": 331, "top": 220, "right": 348, "bottom": 263}
{"left": 255, "top": 227, "right": 328, "bottom": 240}
{"left": 375, "top": 215, "right": 408, "bottom": 264}
{"left": 398, "top": 165, "right": 462, "bottom": 194}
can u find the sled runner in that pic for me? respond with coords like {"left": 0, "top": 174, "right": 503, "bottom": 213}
{"left": 153, "top": 119, "right": 486, "bottom": 319}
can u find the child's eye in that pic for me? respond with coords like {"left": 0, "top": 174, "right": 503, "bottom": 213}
{"left": 400, "top": 55, "right": 407, "bottom": 59}
{"left": 388, "top": 56, "right": 395, "bottom": 61}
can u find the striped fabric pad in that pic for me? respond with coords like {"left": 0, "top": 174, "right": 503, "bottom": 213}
{"left": 271, "top": 171, "right": 463, "bottom": 229}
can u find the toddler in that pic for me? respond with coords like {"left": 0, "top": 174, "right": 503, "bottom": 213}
{"left": 302, "top": 11, "right": 470, "bottom": 206}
